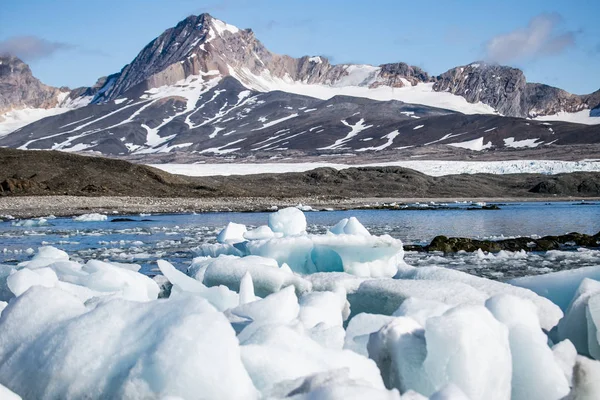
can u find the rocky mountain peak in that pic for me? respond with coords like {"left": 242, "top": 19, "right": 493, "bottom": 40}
{"left": 374, "top": 62, "right": 431, "bottom": 88}
{"left": 433, "top": 62, "right": 527, "bottom": 116}
{"left": 100, "top": 13, "right": 244, "bottom": 99}
{"left": 0, "top": 55, "right": 63, "bottom": 115}
{"left": 432, "top": 62, "right": 599, "bottom": 117}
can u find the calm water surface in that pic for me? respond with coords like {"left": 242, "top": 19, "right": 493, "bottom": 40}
{"left": 1, "top": 201, "right": 599, "bottom": 279}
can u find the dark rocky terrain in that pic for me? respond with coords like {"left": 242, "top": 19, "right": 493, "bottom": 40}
{"left": 2, "top": 75, "right": 599, "bottom": 156}
{"left": 2, "top": 148, "right": 600, "bottom": 199}
{"left": 0, "top": 55, "right": 66, "bottom": 115}
{"left": 408, "top": 232, "right": 600, "bottom": 253}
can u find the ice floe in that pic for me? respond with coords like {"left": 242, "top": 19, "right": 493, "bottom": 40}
{"left": 0, "top": 208, "right": 599, "bottom": 399}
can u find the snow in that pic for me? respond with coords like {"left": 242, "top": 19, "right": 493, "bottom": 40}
{"left": 413, "top": 125, "right": 424, "bottom": 130}
{"left": 0, "top": 107, "right": 74, "bottom": 138}
{"left": 447, "top": 137, "right": 493, "bottom": 151}
{"left": 209, "top": 17, "right": 240, "bottom": 38}
{"left": 149, "top": 159, "right": 600, "bottom": 177}
{"left": 308, "top": 56, "right": 323, "bottom": 64}
{"left": 356, "top": 130, "right": 400, "bottom": 152}
{"left": 534, "top": 109, "right": 600, "bottom": 125}
{"left": 252, "top": 113, "right": 298, "bottom": 130}
{"left": 72, "top": 213, "right": 108, "bottom": 222}
{"left": 503, "top": 137, "right": 542, "bottom": 148}
{"left": 227, "top": 65, "right": 497, "bottom": 115}
{"left": 319, "top": 118, "right": 373, "bottom": 150}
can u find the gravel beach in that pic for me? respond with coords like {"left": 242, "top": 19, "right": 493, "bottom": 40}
{"left": 2, "top": 195, "right": 599, "bottom": 219}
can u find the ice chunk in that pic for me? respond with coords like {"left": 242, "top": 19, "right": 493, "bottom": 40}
{"left": 567, "top": 356, "right": 600, "bottom": 399}
{"left": 397, "top": 265, "right": 563, "bottom": 331}
{"left": 0, "top": 301, "right": 8, "bottom": 316}
{"left": 306, "top": 272, "right": 368, "bottom": 293}
{"left": 244, "top": 225, "right": 276, "bottom": 240}
{"left": 157, "top": 259, "right": 238, "bottom": 311}
{"left": 196, "top": 255, "right": 312, "bottom": 298}
{"left": 19, "top": 246, "right": 69, "bottom": 269}
{"left": 486, "top": 294, "right": 570, "bottom": 400}
{"left": 429, "top": 385, "right": 470, "bottom": 400}
{"left": 0, "top": 287, "right": 257, "bottom": 399}
{"left": 268, "top": 207, "right": 307, "bottom": 236}
{"left": 587, "top": 294, "right": 600, "bottom": 359}
{"left": 298, "top": 289, "right": 347, "bottom": 329}
{"left": 423, "top": 305, "right": 511, "bottom": 399}
{"left": 193, "top": 242, "right": 244, "bottom": 258}
{"left": 368, "top": 317, "right": 431, "bottom": 394}
{"left": 401, "top": 391, "right": 428, "bottom": 400}
{"left": 553, "top": 340, "right": 577, "bottom": 385}
{"left": 72, "top": 213, "right": 107, "bottom": 222}
{"left": 230, "top": 286, "right": 300, "bottom": 333}
{"left": 393, "top": 298, "right": 451, "bottom": 327}
{"left": 246, "top": 234, "right": 405, "bottom": 277}
{"left": 0, "top": 265, "right": 14, "bottom": 301}
{"left": 265, "top": 368, "right": 401, "bottom": 400}
{"left": 369, "top": 305, "right": 511, "bottom": 399}
{"left": 239, "top": 271, "right": 256, "bottom": 305}
{"left": 241, "top": 323, "right": 386, "bottom": 394}
{"left": 345, "top": 313, "right": 396, "bottom": 356}
{"left": 7, "top": 267, "right": 58, "bottom": 297}
{"left": 330, "top": 217, "right": 371, "bottom": 236}
{"left": 11, "top": 217, "right": 49, "bottom": 227}
{"left": 347, "top": 279, "right": 486, "bottom": 318}
{"left": 217, "top": 222, "right": 247, "bottom": 244}
{"left": 557, "top": 278, "right": 600, "bottom": 356}
{"left": 509, "top": 266, "right": 600, "bottom": 311}
{"left": 0, "top": 383, "right": 22, "bottom": 400}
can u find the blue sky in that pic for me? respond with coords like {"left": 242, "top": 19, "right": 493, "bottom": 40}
{"left": 1, "top": 0, "right": 598, "bottom": 94}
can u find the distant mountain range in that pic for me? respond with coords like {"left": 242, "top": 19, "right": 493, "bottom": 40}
{"left": 0, "top": 13, "right": 598, "bottom": 158}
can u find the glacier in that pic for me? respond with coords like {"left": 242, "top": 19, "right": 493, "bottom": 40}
{"left": 0, "top": 207, "right": 599, "bottom": 399}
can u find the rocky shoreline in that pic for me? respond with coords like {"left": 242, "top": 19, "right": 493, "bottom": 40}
{"left": 406, "top": 231, "right": 600, "bottom": 253}
{"left": 1, "top": 194, "right": 598, "bottom": 218}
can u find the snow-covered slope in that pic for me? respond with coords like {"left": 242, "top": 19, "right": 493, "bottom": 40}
{"left": 150, "top": 159, "right": 600, "bottom": 177}
{"left": 0, "top": 13, "right": 598, "bottom": 157}
{"left": 4, "top": 76, "right": 598, "bottom": 156}
{"left": 0, "top": 56, "right": 93, "bottom": 136}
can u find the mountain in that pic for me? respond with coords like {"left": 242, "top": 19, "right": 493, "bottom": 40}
{"left": 0, "top": 55, "right": 92, "bottom": 136}
{"left": 433, "top": 62, "right": 600, "bottom": 118}
{"left": 0, "top": 13, "right": 598, "bottom": 158}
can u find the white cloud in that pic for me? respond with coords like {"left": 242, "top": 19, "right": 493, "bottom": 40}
{"left": 0, "top": 36, "right": 74, "bottom": 61}
{"left": 485, "top": 13, "right": 576, "bottom": 63}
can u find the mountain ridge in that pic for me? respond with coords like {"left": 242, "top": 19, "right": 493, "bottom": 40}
{"left": 0, "top": 13, "right": 598, "bottom": 157}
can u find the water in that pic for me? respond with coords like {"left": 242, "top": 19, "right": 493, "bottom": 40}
{"left": 1, "top": 201, "right": 599, "bottom": 279}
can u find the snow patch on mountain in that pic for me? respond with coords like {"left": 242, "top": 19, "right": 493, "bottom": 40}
{"left": 447, "top": 137, "right": 493, "bottom": 151}
{"left": 228, "top": 67, "right": 497, "bottom": 115}
{"left": 533, "top": 110, "right": 600, "bottom": 125}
